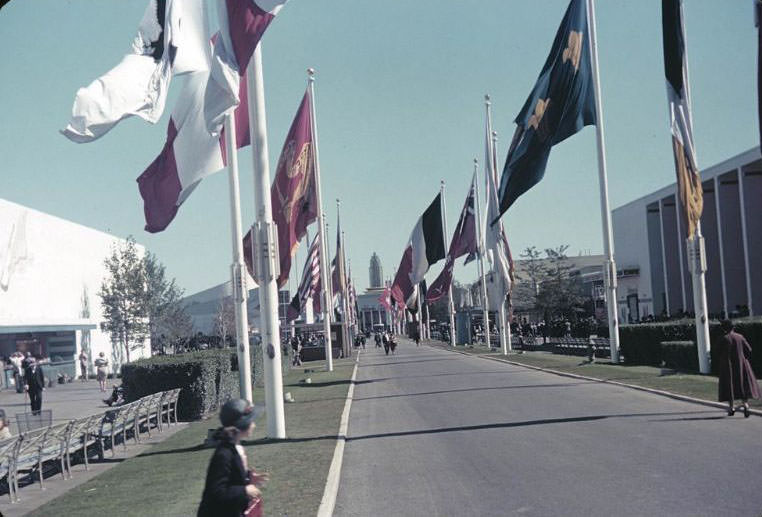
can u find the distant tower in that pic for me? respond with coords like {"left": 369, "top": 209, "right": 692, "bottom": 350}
{"left": 369, "top": 253, "right": 383, "bottom": 288}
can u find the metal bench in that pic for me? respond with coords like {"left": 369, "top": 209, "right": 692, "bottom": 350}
{"left": 12, "top": 427, "right": 51, "bottom": 498}
{"left": 159, "top": 388, "right": 181, "bottom": 427}
{"left": 0, "top": 436, "right": 21, "bottom": 502}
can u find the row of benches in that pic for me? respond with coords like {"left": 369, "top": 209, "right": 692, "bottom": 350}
{"left": 0, "top": 388, "right": 181, "bottom": 504}
{"left": 552, "top": 337, "right": 612, "bottom": 358}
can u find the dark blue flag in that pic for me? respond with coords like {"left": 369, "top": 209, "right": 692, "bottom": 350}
{"left": 496, "top": 0, "right": 597, "bottom": 219}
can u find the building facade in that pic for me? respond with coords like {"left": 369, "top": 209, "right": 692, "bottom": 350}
{"left": 181, "top": 281, "right": 290, "bottom": 335}
{"left": 612, "top": 146, "right": 762, "bottom": 322}
{"left": 0, "top": 199, "right": 151, "bottom": 380}
{"left": 357, "top": 288, "right": 388, "bottom": 331}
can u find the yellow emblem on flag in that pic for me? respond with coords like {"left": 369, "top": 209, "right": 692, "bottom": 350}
{"left": 562, "top": 31, "right": 583, "bottom": 70}
{"left": 528, "top": 98, "right": 550, "bottom": 131}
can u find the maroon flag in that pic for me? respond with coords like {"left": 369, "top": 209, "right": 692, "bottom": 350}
{"left": 390, "top": 246, "right": 416, "bottom": 308}
{"left": 226, "top": 0, "right": 288, "bottom": 73}
{"left": 243, "top": 91, "right": 318, "bottom": 286}
{"left": 427, "top": 176, "right": 478, "bottom": 303}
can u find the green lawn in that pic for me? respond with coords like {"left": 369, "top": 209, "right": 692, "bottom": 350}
{"left": 429, "top": 341, "right": 762, "bottom": 409}
{"left": 27, "top": 357, "right": 356, "bottom": 517}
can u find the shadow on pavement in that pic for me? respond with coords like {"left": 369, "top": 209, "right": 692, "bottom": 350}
{"left": 360, "top": 357, "right": 460, "bottom": 368}
{"left": 352, "top": 382, "right": 597, "bottom": 401}
{"left": 366, "top": 370, "right": 531, "bottom": 383}
{"left": 346, "top": 410, "right": 720, "bottom": 442}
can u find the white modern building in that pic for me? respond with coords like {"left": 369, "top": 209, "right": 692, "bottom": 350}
{"left": 0, "top": 199, "right": 151, "bottom": 381}
{"left": 181, "top": 280, "right": 290, "bottom": 336}
{"left": 613, "top": 146, "right": 762, "bottom": 322}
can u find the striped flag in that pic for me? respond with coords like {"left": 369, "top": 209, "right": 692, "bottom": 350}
{"left": 287, "top": 233, "right": 320, "bottom": 322}
{"left": 63, "top": 0, "right": 209, "bottom": 143}
{"left": 136, "top": 35, "right": 250, "bottom": 233}
{"left": 427, "top": 175, "right": 478, "bottom": 303}
{"left": 391, "top": 193, "right": 446, "bottom": 308}
{"left": 663, "top": 0, "right": 702, "bottom": 238}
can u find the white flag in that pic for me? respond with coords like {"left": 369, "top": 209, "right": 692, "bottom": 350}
{"left": 484, "top": 109, "right": 512, "bottom": 311}
{"left": 62, "top": 0, "right": 208, "bottom": 143}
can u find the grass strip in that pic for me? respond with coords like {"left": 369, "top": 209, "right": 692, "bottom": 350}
{"left": 27, "top": 357, "right": 356, "bottom": 517}
{"left": 428, "top": 342, "right": 762, "bottom": 409}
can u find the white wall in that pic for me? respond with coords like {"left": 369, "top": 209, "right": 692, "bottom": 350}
{"left": 0, "top": 199, "right": 151, "bottom": 370}
{"left": 612, "top": 201, "right": 653, "bottom": 320}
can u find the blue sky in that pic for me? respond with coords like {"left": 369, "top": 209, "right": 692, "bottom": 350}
{"left": 0, "top": 0, "right": 758, "bottom": 297}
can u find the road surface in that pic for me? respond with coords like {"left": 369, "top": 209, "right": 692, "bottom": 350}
{"left": 334, "top": 342, "right": 762, "bottom": 517}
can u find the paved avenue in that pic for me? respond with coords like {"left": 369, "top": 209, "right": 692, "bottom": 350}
{"left": 334, "top": 342, "right": 762, "bottom": 517}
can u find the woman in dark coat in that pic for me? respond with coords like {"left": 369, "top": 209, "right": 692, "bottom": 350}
{"left": 717, "top": 320, "right": 761, "bottom": 417}
{"left": 198, "top": 399, "right": 267, "bottom": 516}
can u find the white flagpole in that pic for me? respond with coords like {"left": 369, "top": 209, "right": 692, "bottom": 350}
{"left": 440, "top": 180, "right": 457, "bottom": 347}
{"left": 416, "top": 285, "right": 424, "bottom": 343}
{"left": 472, "top": 158, "right": 491, "bottom": 348}
{"left": 489, "top": 128, "right": 510, "bottom": 356}
{"left": 485, "top": 97, "right": 508, "bottom": 355}
{"left": 677, "top": 0, "right": 711, "bottom": 373}
{"left": 246, "top": 44, "right": 286, "bottom": 439}
{"left": 223, "top": 113, "right": 253, "bottom": 402}
{"left": 586, "top": 0, "right": 620, "bottom": 363}
{"left": 339, "top": 213, "right": 351, "bottom": 355}
{"left": 308, "top": 70, "right": 334, "bottom": 372}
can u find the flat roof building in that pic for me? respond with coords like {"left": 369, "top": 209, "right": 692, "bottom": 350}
{"left": 612, "top": 146, "right": 762, "bottom": 323}
{"left": 0, "top": 199, "right": 151, "bottom": 379}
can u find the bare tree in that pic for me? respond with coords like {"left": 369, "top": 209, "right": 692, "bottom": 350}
{"left": 214, "top": 297, "right": 236, "bottom": 347}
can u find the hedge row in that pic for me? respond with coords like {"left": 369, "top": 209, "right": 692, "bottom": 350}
{"left": 122, "top": 340, "right": 293, "bottom": 421}
{"left": 619, "top": 319, "right": 762, "bottom": 375}
{"left": 121, "top": 349, "right": 238, "bottom": 421}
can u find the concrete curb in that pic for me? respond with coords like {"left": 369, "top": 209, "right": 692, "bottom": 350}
{"left": 317, "top": 350, "right": 360, "bottom": 517}
{"left": 431, "top": 344, "right": 762, "bottom": 418}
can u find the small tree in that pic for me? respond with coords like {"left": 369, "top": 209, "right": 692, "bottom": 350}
{"left": 144, "top": 252, "right": 191, "bottom": 351}
{"left": 536, "top": 245, "right": 585, "bottom": 321}
{"left": 99, "top": 238, "right": 148, "bottom": 364}
{"left": 214, "top": 297, "right": 236, "bottom": 346}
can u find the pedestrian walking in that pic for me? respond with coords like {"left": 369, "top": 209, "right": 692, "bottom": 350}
{"left": 718, "top": 319, "right": 761, "bottom": 417}
{"left": 10, "top": 352, "right": 24, "bottom": 393}
{"left": 198, "top": 399, "right": 268, "bottom": 517}
{"left": 23, "top": 357, "right": 45, "bottom": 415}
{"left": 382, "top": 332, "right": 390, "bottom": 355}
{"left": 78, "top": 350, "right": 89, "bottom": 381}
{"left": 94, "top": 352, "right": 109, "bottom": 392}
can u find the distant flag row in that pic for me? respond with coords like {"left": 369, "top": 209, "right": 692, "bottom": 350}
{"left": 390, "top": 193, "right": 446, "bottom": 310}
{"left": 287, "top": 232, "right": 321, "bottom": 322}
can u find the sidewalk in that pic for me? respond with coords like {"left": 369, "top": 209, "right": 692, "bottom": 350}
{"left": 0, "top": 381, "right": 119, "bottom": 434}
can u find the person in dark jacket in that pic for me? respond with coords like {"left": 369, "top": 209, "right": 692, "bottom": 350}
{"left": 198, "top": 399, "right": 267, "bottom": 517}
{"left": 717, "top": 320, "right": 761, "bottom": 417}
{"left": 23, "top": 357, "right": 45, "bottom": 415}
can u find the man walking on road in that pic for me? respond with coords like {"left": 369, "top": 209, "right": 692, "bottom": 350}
{"left": 24, "top": 357, "right": 45, "bottom": 415}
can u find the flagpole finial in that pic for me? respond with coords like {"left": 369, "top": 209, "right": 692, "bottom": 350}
{"left": 307, "top": 68, "right": 316, "bottom": 80}
{"left": 484, "top": 94, "right": 491, "bottom": 104}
